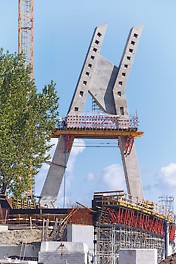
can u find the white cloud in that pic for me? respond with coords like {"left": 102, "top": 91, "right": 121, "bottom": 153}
{"left": 142, "top": 163, "right": 176, "bottom": 208}
{"left": 48, "top": 138, "right": 59, "bottom": 158}
{"left": 101, "top": 164, "right": 125, "bottom": 190}
{"left": 160, "top": 163, "right": 176, "bottom": 187}
{"left": 56, "top": 138, "right": 86, "bottom": 207}
{"left": 86, "top": 172, "right": 95, "bottom": 181}
{"left": 66, "top": 139, "right": 85, "bottom": 174}
{"left": 35, "top": 138, "right": 58, "bottom": 195}
{"left": 35, "top": 138, "right": 86, "bottom": 199}
{"left": 85, "top": 163, "right": 126, "bottom": 192}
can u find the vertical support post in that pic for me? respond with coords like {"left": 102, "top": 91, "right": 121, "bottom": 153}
{"left": 42, "top": 219, "right": 45, "bottom": 242}
{"left": 164, "top": 221, "right": 169, "bottom": 258}
{"left": 30, "top": 216, "right": 32, "bottom": 229}
{"left": 94, "top": 227, "right": 97, "bottom": 264}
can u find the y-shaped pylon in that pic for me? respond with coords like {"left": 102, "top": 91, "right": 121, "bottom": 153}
{"left": 40, "top": 24, "right": 144, "bottom": 207}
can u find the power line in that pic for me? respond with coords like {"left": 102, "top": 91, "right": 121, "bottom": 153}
{"left": 73, "top": 141, "right": 118, "bottom": 148}
{"left": 73, "top": 144, "right": 118, "bottom": 148}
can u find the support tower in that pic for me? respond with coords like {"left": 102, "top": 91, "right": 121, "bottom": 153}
{"left": 40, "top": 24, "right": 144, "bottom": 207}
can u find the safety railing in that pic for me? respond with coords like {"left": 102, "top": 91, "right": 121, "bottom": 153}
{"left": 101, "top": 193, "right": 175, "bottom": 222}
{"left": 57, "top": 113, "right": 139, "bottom": 130}
{"left": 12, "top": 198, "right": 40, "bottom": 209}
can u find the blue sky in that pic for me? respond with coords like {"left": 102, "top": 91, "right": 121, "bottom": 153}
{"left": 1, "top": 1, "right": 176, "bottom": 209}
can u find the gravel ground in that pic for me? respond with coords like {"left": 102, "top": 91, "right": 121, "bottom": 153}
{"left": 0, "top": 229, "right": 42, "bottom": 245}
{"left": 159, "top": 253, "right": 176, "bottom": 264}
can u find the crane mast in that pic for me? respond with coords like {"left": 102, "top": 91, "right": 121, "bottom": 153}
{"left": 18, "top": 0, "right": 34, "bottom": 79}
{"left": 18, "top": 0, "right": 34, "bottom": 197}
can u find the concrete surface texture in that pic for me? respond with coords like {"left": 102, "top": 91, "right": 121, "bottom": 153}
{"left": 0, "top": 229, "right": 42, "bottom": 245}
{"left": 119, "top": 249, "right": 157, "bottom": 264}
{"left": 40, "top": 241, "right": 88, "bottom": 253}
{"left": 39, "top": 241, "right": 89, "bottom": 264}
{"left": 0, "top": 261, "right": 37, "bottom": 264}
{"left": 67, "top": 224, "right": 94, "bottom": 254}
{"left": 0, "top": 243, "right": 40, "bottom": 260}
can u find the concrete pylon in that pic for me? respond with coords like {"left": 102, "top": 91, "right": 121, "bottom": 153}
{"left": 40, "top": 24, "right": 144, "bottom": 207}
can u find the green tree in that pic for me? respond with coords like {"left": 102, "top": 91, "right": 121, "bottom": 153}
{"left": 0, "top": 49, "right": 59, "bottom": 198}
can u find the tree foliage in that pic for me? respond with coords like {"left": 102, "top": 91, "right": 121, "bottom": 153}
{"left": 0, "top": 49, "right": 59, "bottom": 198}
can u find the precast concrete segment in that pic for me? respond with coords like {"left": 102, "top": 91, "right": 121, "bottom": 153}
{"left": 40, "top": 135, "right": 74, "bottom": 207}
{"left": 68, "top": 24, "right": 108, "bottom": 116}
{"left": 113, "top": 25, "right": 144, "bottom": 199}
{"left": 119, "top": 137, "right": 144, "bottom": 198}
{"left": 113, "top": 25, "right": 144, "bottom": 115}
{"left": 88, "top": 55, "right": 118, "bottom": 114}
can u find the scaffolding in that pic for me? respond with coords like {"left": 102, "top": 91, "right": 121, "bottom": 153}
{"left": 58, "top": 113, "right": 139, "bottom": 130}
{"left": 159, "top": 196, "right": 174, "bottom": 212}
{"left": 95, "top": 225, "right": 165, "bottom": 264}
{"left": 93, "top": 192, "right": 175, "bottom": 264}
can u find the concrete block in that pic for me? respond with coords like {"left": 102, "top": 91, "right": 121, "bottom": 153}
{"left": 119, "top": 249, "right": 157, "bottom": 264}
{"left": 40, "top": 241, "right": 88, "bottom": 253}
{"left": 67, "top": 224, "right": 94, "bottom": 254}
{"left": 39, "top": 252, "right": 86, "bottom": 264}
{"left": 39, "top": 241, "right": 88, "bottom": 264}
{"left": 0, "top": 244, "right": 40, "bottom": 260}
{"left": 0, "top": 225, "right": 8, "bottom": 232}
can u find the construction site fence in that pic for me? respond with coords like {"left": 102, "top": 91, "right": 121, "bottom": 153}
{"left": 101, "top": 193, "right": 175, "bottom": 223}
{"left": 7, "top": 216, "right": 56, "bottom": 226}
{"left": 58, "top": 113, "right": 139, "bottom": 130}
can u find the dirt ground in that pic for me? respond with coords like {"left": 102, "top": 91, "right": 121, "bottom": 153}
{"left": 0, "top": 229, "right": 42, "bottom": 245}
{"left": 159, "top": 253, "right": 176, "bottom": 264}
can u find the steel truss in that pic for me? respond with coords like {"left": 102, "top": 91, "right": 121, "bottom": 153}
{"left": 18, "top": 0, "right": 34, "bottom": 79}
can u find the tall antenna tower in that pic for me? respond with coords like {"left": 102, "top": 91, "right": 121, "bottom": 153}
{"left": 18, "top": 0, "right": 34, "bottom": 79}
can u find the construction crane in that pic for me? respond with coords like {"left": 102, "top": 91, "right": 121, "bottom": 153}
{"left": 18, "top": 0, "right": 34, "bottom": 80}
{"left": 18, "top": 0, "right": 34, "bottom": 197}
{"left": 40, "top": 24, "right": 144, "bottom": 208}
